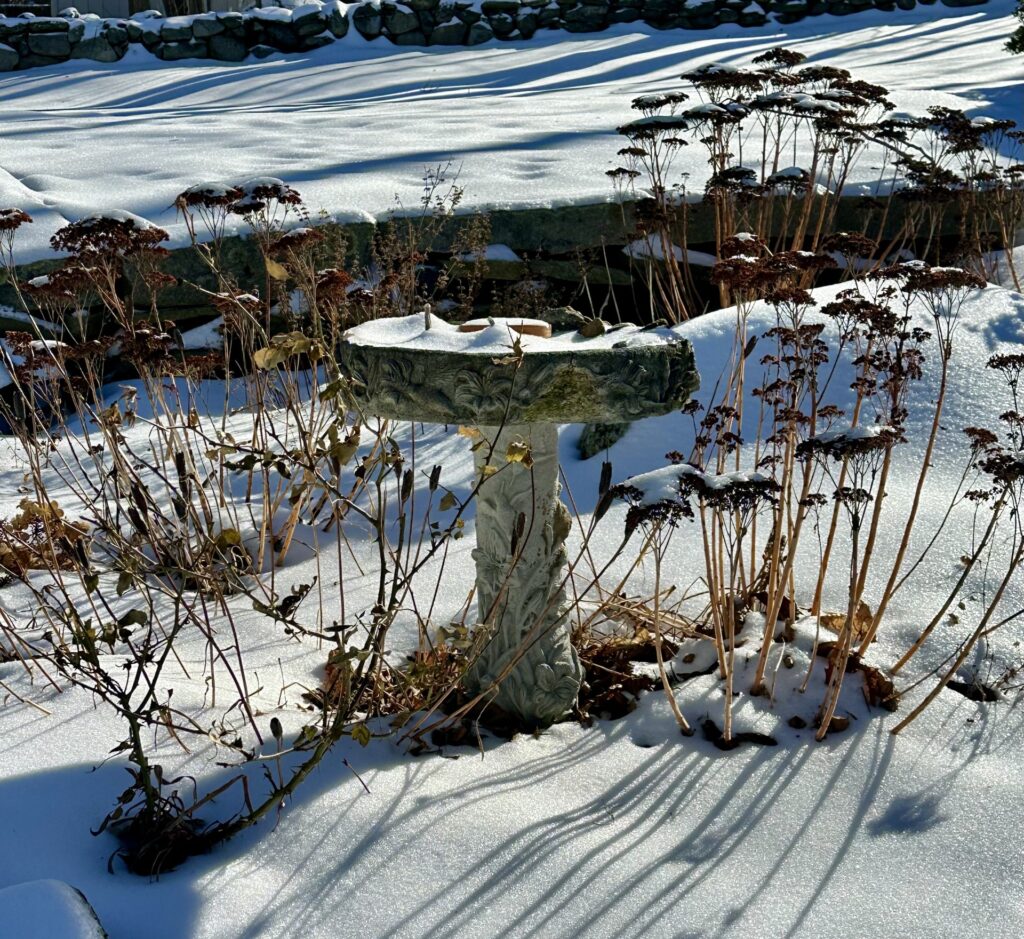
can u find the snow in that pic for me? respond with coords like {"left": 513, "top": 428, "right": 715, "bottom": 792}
{"left": 1, "top": 1, "right": 1020, "bottom": 263}
{"left": 1, "top": 5, "right": 1024, "bottom": 935}
{"left": 811, "top": 422, "right": 896, "bottom": 445}
{"left": 0, "top": 306, "right": 59, "bottom": 333}
{"left": 0, "top": 282, "right": 1023, "bottom": 938}
{"left": 624, "top": 236, "right": 717, "bottom": 266}
{"left": 0, "top": 880, "right": 107, "bottom": 939}
{"left": 177, "top": 316, "right": 223, "bottom": 350}
{"left": 456, "top": 243, "right": 521, "bottom": 262}
{"left": 623, "top": 463, "right": 774, "bottom": 504}
{"left": 343, "top": 311, "right": 681, "bottom": 354}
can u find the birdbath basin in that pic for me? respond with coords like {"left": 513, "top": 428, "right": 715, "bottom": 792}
{"left": 340, "top": 313, "right": 699, "bottom": 729}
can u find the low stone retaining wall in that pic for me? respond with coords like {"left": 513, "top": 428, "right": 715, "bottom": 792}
{"left": 0, "top": 0, "right": 990, "bottom": 71}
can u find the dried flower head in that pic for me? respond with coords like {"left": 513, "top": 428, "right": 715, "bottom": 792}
{"left": 174, "top": 183, "right": 244, "bottom": 211}
{"left": 50, "top": 212, "right": 168, "bottom": 258}
{"left": 0, "top": 208, "right": 32, "bottom": 232}
{"left": 751, "top": 47, "right": 807, "bottom": 69}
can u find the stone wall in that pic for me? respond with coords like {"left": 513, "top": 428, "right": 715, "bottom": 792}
{"left": 0, "top": 0, "right": 991, "bottom": 72}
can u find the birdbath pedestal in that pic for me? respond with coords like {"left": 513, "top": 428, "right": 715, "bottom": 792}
{"left": 341, "top": 315, "right": 698, "bottom": 729}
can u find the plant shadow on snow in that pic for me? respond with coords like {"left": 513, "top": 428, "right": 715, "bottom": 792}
{"left": 231, "top": 692, "right": 1018, "bottom": 939}
{"left": 0, "top": 670, "right": 1017, "bottom": 938}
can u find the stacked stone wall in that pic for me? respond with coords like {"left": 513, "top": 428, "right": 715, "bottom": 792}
{"left": 0, "top": 0, "right": 991, "bottom": 72}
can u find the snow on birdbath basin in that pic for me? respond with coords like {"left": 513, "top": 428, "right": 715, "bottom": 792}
{"left": 341, "top": 313, "right": 699, "bottom": 728}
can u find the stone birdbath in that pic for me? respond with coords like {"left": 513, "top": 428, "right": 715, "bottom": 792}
{"left": 340, "top": 314, "right": 699, "bottom": 729}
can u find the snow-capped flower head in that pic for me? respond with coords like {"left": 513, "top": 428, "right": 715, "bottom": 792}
{"left": 273, "top": 226, "right": 325, "bottom": 255}
{"left": 50, "top": 211, "right": 168, "bottom": 259}
{"left": 0, "top": 208, "right": 32, "bottom": 233}
{"left": 21, "top": 265, "right": 91, "bottom": 304}
{"left": 174, "top": 182, "right": 245, "bottom": 211}
{"left": 228, "top": 178, "right": 303, "bottom": 217}
{"left": 630, "top": 91, "right": 690, "bottom": 115}
{"left": 820, "top": 231, "right": 877, "bottom": 262}
{"left": 751, "top": 47, "right": 807, "bottom": 71}
{"left": 680, "top": 62, "right": 767, "bottom": 100}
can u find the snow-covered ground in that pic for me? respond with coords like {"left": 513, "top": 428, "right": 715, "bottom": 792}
{"left": 1, "top": 1, "right": 1020, "bottom": 264}
{"left": 1, "top": 280, "right": 1023, "bottom": 938}
{"left": 2, "top": 4, "right": 1024, "bottom": 935}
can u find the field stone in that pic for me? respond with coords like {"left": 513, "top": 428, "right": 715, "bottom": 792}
{"left": 516, "top": 11, "right": 539, "bottom": 34}
{"left": 158, "top": 39, "right": 207, "bottom": 60}
{"left": 352, "top": 5, "right": 383, "bottom": 37}
{"left": 298, "top": 32, "right": 335, "bottom": 49}
{"left": 263, "top": 22, "right": 300, "bottom": 49}
{"left": 487, "top": 12, "right": 517, "bottom": 34}
{"left": 139, "top": 28, "right": 163, "bottom": 49}
{"left": 160, "top": 21, "right": 194, "bottom": 42}
{"left": 0, "top": 43, "right": 18, "bottom": 71}
{"left": 465, "top": 20, "right": 494, "bottom": 42}
{"left": 563, "top": 4, "right": 610, "bottom": 29}
{"left": 0, "top": 22, "right": 28, "bottom": 42}
{"left": 71, "top": 34, "right": 122, "bottom": 61}
{"left": 191, "top": 14, "right": 225, "bottom": 38}
{"left": 429, "top": 20, "right": 466, "bottom": 42}
{"left": 293, "top": 4, "right": 326, "bottom": 28}
{"left": 249, "top": 42, "right": 277, "bottom": 58}
{"left": 27, "top": 32, "right": 71, "bottom": 57}
{"left": 208, "top": 32, "right": 247, "bottom": 60}
{"left": 384, "top": 9, "right": 420, "bottom": 32}
{"left": 392, "top": 28, "right": 427, "bottom": 43}
{"left": 325, "top": 1, "right": 350, "bottom": 36}
{"left": 27, "top": 17, "right": 70, "bottom": 33}
{"left": 12, "top": 53, "right": 65, "bottom": 68}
